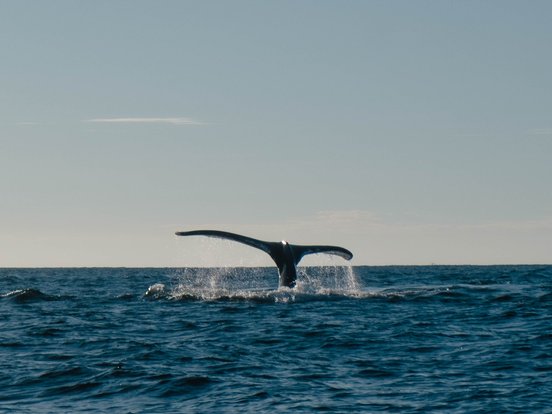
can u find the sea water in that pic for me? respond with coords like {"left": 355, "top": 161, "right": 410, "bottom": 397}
{"left": 1, "top": 266, "right": 551, "bottom": 413}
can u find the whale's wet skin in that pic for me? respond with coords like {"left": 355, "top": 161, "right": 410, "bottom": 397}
{"left": 1, "top": 266, "right": 551, "bottom": 413}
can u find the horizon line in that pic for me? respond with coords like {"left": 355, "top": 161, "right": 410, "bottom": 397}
{"left": 0, "top": 263, "right": 549, "bottom": 269}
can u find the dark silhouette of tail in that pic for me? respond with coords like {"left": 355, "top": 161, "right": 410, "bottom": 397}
{"left": 175, "top": 230, "right": 353, "bottom": 288}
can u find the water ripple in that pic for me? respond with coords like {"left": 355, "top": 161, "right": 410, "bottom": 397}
{"left": 0, "top": 266, "right": 550, "bottom": 412}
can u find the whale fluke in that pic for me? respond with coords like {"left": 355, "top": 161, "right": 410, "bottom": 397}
{"left": 175, "top": 230, "right": 353, "bottom": 288}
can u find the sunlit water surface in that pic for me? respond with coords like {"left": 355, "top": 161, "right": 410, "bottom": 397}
{"left": 1, "top": 266, "right": 551, "bottom": 413}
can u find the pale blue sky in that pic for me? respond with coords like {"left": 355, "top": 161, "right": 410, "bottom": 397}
{"left": 1, "top": 1, "right": 551, "bottom": 266}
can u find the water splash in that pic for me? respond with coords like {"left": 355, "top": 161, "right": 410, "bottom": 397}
{"left": 297, "top": 264, "right": 360, "bottom": 294}
{"left": 144, "top": 283, "right": 167, "bottom": 299}
{"left": 144, "top": 266, "right": 363, "bottom": 302}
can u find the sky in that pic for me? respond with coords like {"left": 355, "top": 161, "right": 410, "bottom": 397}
{"left": 1, "top": 1, "right": 551, "bottom": 267}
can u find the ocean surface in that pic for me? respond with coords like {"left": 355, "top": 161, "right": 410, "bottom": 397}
{"left": 1, "top": 265, "right": 551, "bottom": 413}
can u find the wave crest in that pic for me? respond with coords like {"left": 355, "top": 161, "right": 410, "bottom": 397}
{"left": 2, "top": 288, "right": 59, "bottom": 303}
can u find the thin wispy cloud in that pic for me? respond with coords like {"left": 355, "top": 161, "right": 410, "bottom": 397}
{"left": 86, "top": 117, "right": 204, "bottom": 125}
{"left": 526, "top": 128, "right": 552, "bottom": 136}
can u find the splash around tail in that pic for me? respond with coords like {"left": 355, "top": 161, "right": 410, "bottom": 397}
{"left": 144, "top": 266, "right": 363, "bottom": 302}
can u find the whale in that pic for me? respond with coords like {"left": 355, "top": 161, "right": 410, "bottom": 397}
{"left": 175, "top": 230, "right": 353, "bottom": 288}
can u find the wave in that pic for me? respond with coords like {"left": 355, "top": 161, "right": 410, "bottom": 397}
{"left": 1, "top": 288, "right": 63, "bottom": 303}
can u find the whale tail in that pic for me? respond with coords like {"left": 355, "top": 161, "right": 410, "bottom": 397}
{"left": 291, "top": 244, "right": 353, "bottom": 264}
{"left": 175, "top": 230, "right": 353, "bottom": 288}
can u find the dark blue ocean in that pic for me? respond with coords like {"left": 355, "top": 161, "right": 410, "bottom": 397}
{"left": 1, "top": 266, "right": 551, "bottom": 413}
